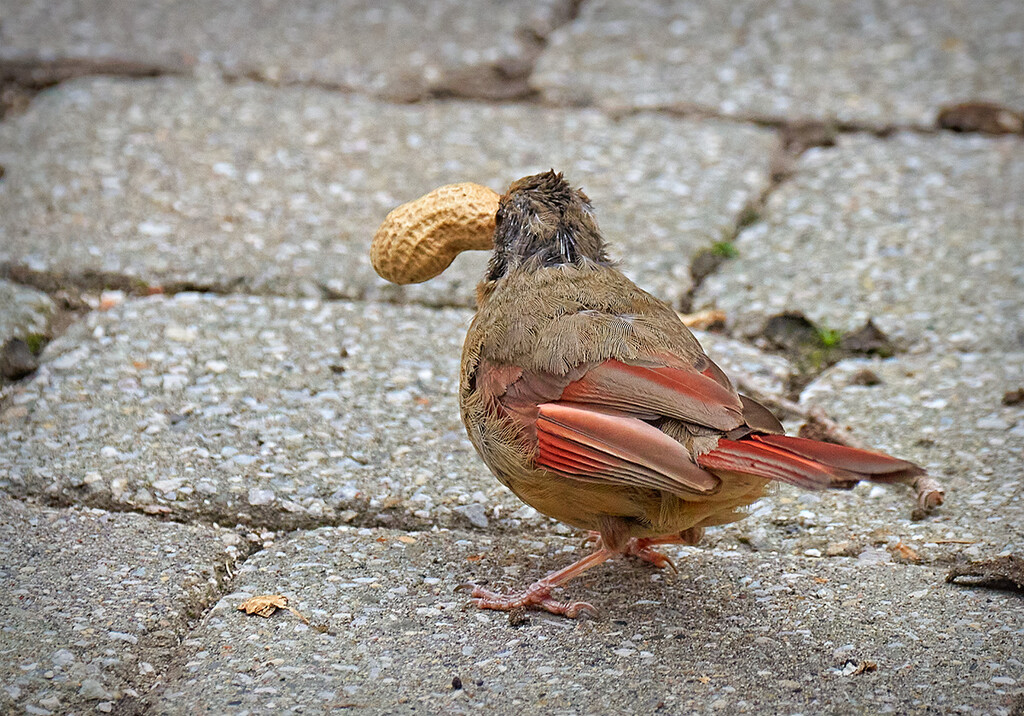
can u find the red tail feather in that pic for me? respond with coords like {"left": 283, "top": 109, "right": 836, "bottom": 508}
{"left": 696, "top": 434, "right": 924, "bottom": 490}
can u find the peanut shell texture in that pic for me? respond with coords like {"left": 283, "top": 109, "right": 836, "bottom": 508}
{"left": 370, "top": 182, "right": 499, "bottom": 284}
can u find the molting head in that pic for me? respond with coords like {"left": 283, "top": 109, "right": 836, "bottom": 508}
{"left": 487, "top": 171, "right": 608, "bottom": 281}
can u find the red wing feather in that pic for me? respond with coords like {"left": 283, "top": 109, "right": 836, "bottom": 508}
{"left": 535, "top": 402, "right": 719, "bottom": 495}
{"left": 558, "top": 359, "right": 743, "bottom": 431}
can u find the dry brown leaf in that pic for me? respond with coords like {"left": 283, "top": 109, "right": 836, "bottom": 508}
{"left": 853, "top": 661, "right": 878, "bottom": 675}
{"left": 891, "top": 542, "right": 920, "bottom": 562}
{"left": 237, "top": 594, "right": 310, "bottom": 624}
{"left": 1001, "top": 388, "right": 1024, "bottom": 406}
{"left": 238, "top": 594, "right": 289, "bottom": 617}
{"left": 937, "top": 101, "right": 1024, "bottom": 135}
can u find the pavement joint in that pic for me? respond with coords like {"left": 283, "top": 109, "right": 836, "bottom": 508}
{"left": 0, "top": 1, "right": 587, "bottom": 113}
{"left": 6, "top": 52, "right": 1013, "bottom": 142}
{"left": 679, "top": 134, "right": 793, "bottom": 312}
{"left": 0, "top": 56, "right": 185, "bottom": 120}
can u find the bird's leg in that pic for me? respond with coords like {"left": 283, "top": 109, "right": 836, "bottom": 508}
{"left": 458, "top": 548, "right": 614, "bottom": 618}
{"left": 622, "top": 527, "right": 705, "bottom": 573}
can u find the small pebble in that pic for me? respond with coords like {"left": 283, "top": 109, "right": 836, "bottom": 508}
{"left": 78, "top": 678, "right": 110, "bottom": 701}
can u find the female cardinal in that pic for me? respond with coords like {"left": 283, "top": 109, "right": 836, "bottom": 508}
{"left": 458, "top": 170, "right": 928, "bottom": 617}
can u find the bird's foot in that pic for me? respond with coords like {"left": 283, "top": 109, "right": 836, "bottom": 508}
{"left": 457, "top": 581, "right": 597, "bottom": 619}
{"left": 623, "top": 539, "right": 677, "bottom": 573}
{"left": 620, "top": 528, "right": 703, "bottom": 572}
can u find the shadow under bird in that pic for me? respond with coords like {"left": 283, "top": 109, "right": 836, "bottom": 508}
{"left": 372, "top": 170, "right": 940, "bottom": 618}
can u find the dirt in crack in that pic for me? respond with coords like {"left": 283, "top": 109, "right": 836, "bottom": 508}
{"left": 0, "top": 57, "right": 184, "bottom": 119}
{"left": 755, "top": 312, "right": 898, "bottom": 398}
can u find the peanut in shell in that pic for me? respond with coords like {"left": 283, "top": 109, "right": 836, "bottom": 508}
{"left": 371, "top": 182, "right": 499, "bottom": 284}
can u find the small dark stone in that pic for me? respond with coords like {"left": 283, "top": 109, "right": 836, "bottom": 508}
{"left": 937, "top": 101, "right": 1024, "bottom": 135}
{"left": 329, "top": 364, "right": 346, "bottom": 374}
{"left": 1, "top": 338, "right": 39, "bottom": 380}
{"left": 507, "top": 607, "right": 530, "bottom": 627}
{"left": 689, "top": 248, "right": 725, "bottom": 284}
{"left": 451, "top": 676, "right": 463, "bottom": 690}
{"left": 1002, "top": 388, "right": 1024, "bottom": 406}
{"left": 761, "top": 312, "right": 820, "bottom": 353}
{"left": 849, "top": 368, "right": 882, "bottom": 386}
{"left": 842, "top": 319, "right": 895, "bottom": 358}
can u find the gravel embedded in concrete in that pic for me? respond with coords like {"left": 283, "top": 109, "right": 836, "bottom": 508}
{"left": 152, "top": 525, "right": 1024, "bottom": 714}
{"left": 714, "top": 348, "right": 1024, "bottom": 562}
{"left": 0, "top": 495, "right": 245, "bottom": 715}
{"left": 0, "top": 0, "right": 574, "bottom": 100}
{"left": 0, "top": 294, "right": 477, "bottom": 530}
{"left": 779, "top": 352, "right": 1022, "bottom": 554}
{"left": 697, "top": 132, "right": 1024, "bottom": 353}
{"left": 533, "top": 0, "right": 1024, "bottom": 127}
{"left": 0, "top": 294, "right": 795, "bottom": 534}
{"left": 0, "top": 76, "right": 778, "bottom": 309}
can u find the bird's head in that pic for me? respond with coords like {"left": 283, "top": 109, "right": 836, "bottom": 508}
{"left": 486, "top": 170, "right": 609, "bottom": 281}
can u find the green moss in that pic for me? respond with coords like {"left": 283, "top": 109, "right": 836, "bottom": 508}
{"left": 815, "top": 326, "right": 843, "bottom": 348}
{"left": 22, "top": 333, "right": 47, "bottom": 354}
{"left": 710, "top": 241, "right": 739, "bottom": 259}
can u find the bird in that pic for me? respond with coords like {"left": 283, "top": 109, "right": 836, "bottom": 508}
{"left": 455, "top": 169, "right": 931, "bottom": 618}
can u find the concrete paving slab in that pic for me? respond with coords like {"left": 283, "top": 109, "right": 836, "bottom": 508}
{"left": 0, "top": 279, "right": 53, "bottom": 345}
{"left": 0, "top": 76, "right": 778, "bottom": 309}
{"left": 0, "top": 0, "right": 574, "bottom": 100}
{"left": 697, "top": 132, "right": 1024, "bottom": 354}
{"left": 0, "top": 294, "right": 476, "bottom": 531}
{"left": 153, "top": 525, "right": 1024, "bottom": 714}
{"left": 533, "top": 0, "right": 1024, "bottom": 127}
{"left": 0, "top": 294, "right": 793, "bottom": 535}
{"left": 0, "top": 495, "right": 245, "bottom": 715}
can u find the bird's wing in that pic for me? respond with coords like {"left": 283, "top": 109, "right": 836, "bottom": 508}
{"left": 535, "top": 400, "right": 720, "bottom": 494}
{"left": 474, "top": 343, "right": 922, "bottom": 498}
{"left": 556, "top": 359, "right": 743, "bottom": 432}
{"left": 475, "top": 354, "right": 745, "bottom": 496}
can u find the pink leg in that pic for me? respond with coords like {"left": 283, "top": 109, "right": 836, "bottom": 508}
{"left": 458, "top": 548, "right": 613, "bottom": 618}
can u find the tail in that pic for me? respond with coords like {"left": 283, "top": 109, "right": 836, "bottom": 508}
{"left": 695, "top": 433, "right": 925, "bottom": 491}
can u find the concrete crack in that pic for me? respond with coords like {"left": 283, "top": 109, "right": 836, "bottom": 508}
{"left": 0, "top": 57, "right": 184, "bottom": 119}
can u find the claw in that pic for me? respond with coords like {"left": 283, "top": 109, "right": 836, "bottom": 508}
{"left": 580, "top": 530, "right": 602, "bottom": 550}
{"left": 562, "top": 600, "right": 598, "bottom": 619}
{"left": 467, "top": 583, "right": 597, "bottom": 619}
{"left": 633, "top": 546, "right": 678, "bottom": 573}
